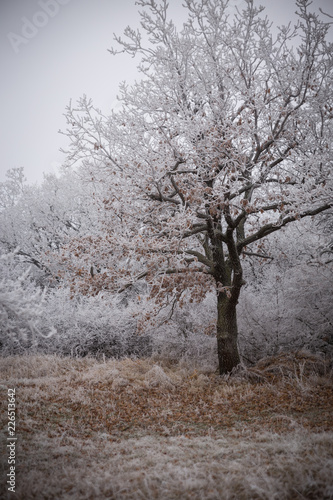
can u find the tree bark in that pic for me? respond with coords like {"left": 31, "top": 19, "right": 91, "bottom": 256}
{"left": 216, "top": 290, "right": 240, "bottom": 374}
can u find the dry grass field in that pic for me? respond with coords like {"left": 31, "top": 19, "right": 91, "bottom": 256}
{"left": 1, "top": 351, "right": 333, "bottom": 499}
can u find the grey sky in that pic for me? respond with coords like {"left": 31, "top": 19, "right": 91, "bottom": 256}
{"left": 1, "top": 0, "right": 332, "bottom": 184}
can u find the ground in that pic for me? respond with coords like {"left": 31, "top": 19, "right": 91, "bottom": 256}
{"left": 0, "top": 351, "right": 333, "bottom": 499}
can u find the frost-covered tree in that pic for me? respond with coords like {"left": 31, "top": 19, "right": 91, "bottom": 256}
{"left": 0, "top": 167, "right": 26, "bottom": 210}
{"left": 61, "top": 0, "right": 333, "bottom": 374}
{"left": 0, "top": 168, "right": 99, "bottom": 284}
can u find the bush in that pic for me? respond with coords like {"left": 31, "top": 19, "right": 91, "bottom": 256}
{"left": 0, "top": 251, "right": 55, "bottom": 355}
{"left": 238, "top": 262, "right": 333, "bottom": 364}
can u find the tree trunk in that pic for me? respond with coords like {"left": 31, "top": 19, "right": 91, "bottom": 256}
{"left": 216, "top": 291, "right": 240, "bottom": 374}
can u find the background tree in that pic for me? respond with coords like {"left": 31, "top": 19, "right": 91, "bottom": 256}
{"left": 61, "top": 0, "right": 333, "bottom": 374}
{"left": 0, "top": 167, "right": 26, "bottom": 210}
{"left": 0, "top": 168, "right": 99, "bottom": 285}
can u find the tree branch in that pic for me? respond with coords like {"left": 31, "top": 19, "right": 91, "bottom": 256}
{"left": 237, "top": 203, "right": 333, "bottom": 251}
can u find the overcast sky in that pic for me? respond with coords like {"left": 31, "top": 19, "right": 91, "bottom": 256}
{"left": 1, "top": 0, "right": 332, "bottom": 184}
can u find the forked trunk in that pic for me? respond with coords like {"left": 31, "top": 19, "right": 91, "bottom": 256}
{"left": 216, "top": 291, "right": 240, "bottom": 374}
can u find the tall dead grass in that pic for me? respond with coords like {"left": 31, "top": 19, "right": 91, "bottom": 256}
{"left": 0, "top": 353, "right": 332, "bottom": 500}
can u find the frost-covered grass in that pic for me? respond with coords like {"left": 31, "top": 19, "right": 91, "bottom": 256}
{"left": 2, "top": 430, "right": 333, "bottom": 500}
{"left": 0, "top": 353, "right": 333, "bottom": 499}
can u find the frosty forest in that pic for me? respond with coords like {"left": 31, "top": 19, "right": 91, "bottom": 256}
{"left": 1, "top": 0, "right": 333, "bottom": 498}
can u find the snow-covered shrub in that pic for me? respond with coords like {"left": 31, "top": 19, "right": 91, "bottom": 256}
{"left": 0, "top": 251, "right": 55, "bottom": 354}
{"left": 25, "top": 283, "right": 215, "bottom": 366}
{"left": 0, "top": 250, "right": 151, "bottom": 358}
{"left": 0, "top": 253, "right": 215, "bottom": 363}
{"left": 37, "top": 287, "right": 218, "bottom": 366}
{"left": 28, "top": 287, "right": 152, "bottom": 359}
{"left": 237, "top": 222, "right": 333, "bottom": 363}
{"left": 238, "top": 264, "right": 333, "bottom": 363}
